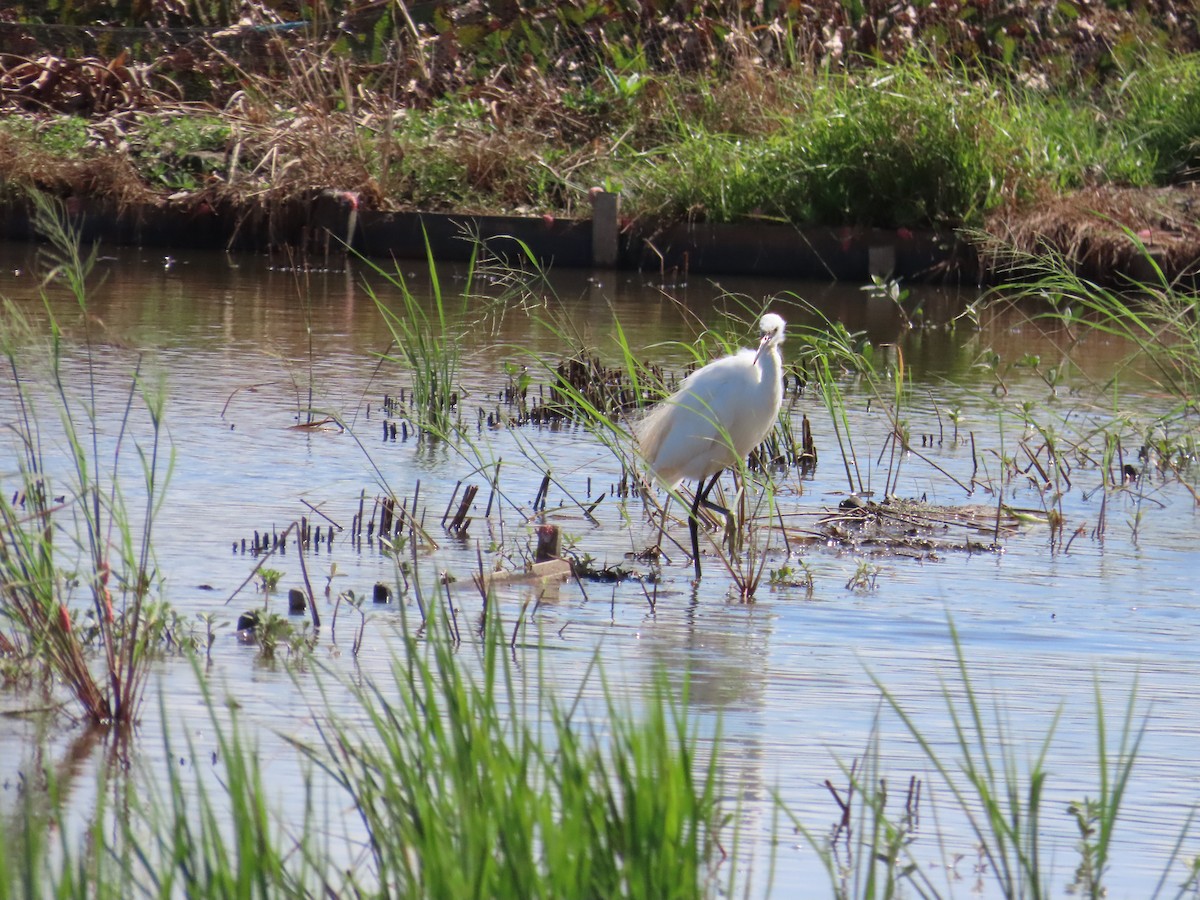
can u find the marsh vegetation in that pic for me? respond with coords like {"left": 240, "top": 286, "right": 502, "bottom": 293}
{"left": 5, "top": 4, "right": 1200, "bottom": 897}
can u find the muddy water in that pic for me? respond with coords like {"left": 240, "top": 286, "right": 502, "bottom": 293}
{"left": 1, "top": 242, "right": 1198, "bottom": 897}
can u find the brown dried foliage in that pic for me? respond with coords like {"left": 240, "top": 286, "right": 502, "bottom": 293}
{"left": 0, "top": 127, "right": 155, "bottom": 208}
{"left": 0, "top": 51, "right": 174, "bottom": 115}
{"left": 985, "top": 184, "right": 1200, "bottom": 282}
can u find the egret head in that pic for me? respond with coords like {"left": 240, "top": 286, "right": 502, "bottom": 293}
{"left": 755, "top": 313, "right": 786, "bottom": 362}
{"left": 760, "top": 313, "right": 785, "bottom": 343}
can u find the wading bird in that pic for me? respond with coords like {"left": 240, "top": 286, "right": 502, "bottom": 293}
{"left": 635, "top": 313, "right": 786, "bottom": 579}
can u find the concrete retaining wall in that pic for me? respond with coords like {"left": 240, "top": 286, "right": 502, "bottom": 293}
{"left": 0, "top": 192, "right": 979, "bottom": 282}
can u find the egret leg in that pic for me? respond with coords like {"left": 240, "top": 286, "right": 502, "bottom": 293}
{"left": 690, "top": 471, "right": 724, "bottom": 580}
{"left": 704, "top": 484, "right": 739, "bottom": 556}
{"left": 699, "top": 484, "right": 733, "bottom": 521}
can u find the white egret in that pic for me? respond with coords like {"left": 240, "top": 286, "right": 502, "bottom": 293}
{"left": 635, "top": 313, "right": 786, "bottom": 579}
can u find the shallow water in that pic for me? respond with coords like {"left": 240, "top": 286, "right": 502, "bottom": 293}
{"left": 1, "top": 242, "right": 1198, "bottom": 897}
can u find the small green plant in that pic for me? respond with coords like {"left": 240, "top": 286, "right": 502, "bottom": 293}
{"left": 196, "top": 612, "right": 223, "bottom": 660}
{"left": 258, "top": 567, "right": 283, "bottom": 594}
{"left": 252, "top": 611, "right": 311, "bottom": 662}
{"left": 1067, "top": 797, "right": 1105, "bottom": 896}
{"left": 768, "top": 561, "right": 815, "bottom": 596}
{"left": 948, "top": 404, "right": 964, "bottom": 445}
{"left": 323, "top": 561, "right": 343, "bottom": 597}
{"left": 845, "top": 558, "right": 880, "bottom": 592}
{"left": 865, "top": 276, "right": 922, "bottom": 330}
{"left": 1182, "top": 854, "right": 1200, "bottom": 896}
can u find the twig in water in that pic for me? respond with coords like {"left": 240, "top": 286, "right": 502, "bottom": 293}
{"left": 486, "top": 460, "right": 501, "bottom": 518}
{"left": 929, "top": 389, "right": 944, "bottom": 446}
{"left": 300, "top": 498, "right": 342, "bottom": 531}
{"left": 294, "top": 524, "right": 320, "bottom": 629}
{"left": 352, "top": 602, "right": 366, "bottom": 656}
{"left": 511, "top": 596, "right": 532, "bottom": 649}
{"left": 441, "top": 481, "right": 462, "bottom": 526}
{"left": 219, "top": 382, "right": 282, "bottom": 419}
{"left": 410, "top": 538, "right": 425, "bottom": 624}
{"left": 443, "top": 580, "right": 461, "bottom": 644}
{"left": 533, "top": 473, "right": 551, "bottom": 511}
{"left": 970, "top": 431, "right": 979, "bottom": 485}
{"left": 448, "top": 485, "right": 478, "bottom": 534}
{"left": 638, "top": 577, "right": 657, "bottom": 613}
{"left": 475, "top": 543, "right": 489, "bottom": 636}
{"left": 331, "top": 590, "right": 344, "bottom": 643}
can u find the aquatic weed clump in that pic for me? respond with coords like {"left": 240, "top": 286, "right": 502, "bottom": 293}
{"left": 0, "top": 194, "right": 172, "bottom": 726}
{"left": 365, "top": 242, "right": 473, "bottom": 441}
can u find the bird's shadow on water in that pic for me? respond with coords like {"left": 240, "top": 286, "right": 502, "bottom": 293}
{"left": 642, "top": 577, "right": 774, "bottom": 715}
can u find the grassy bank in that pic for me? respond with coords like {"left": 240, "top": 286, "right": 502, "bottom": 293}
{"left": 4, "top": 3, "right": 1200, "bottom": 275}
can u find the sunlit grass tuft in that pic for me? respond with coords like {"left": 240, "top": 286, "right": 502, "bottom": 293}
{"left": 363, "top": 237, "right": 475, "bottom": 441}
{"left": 299, "top": 600, "right": 730, "bottom": 897}
{"left": 1116, "top": 53, "right": 1200, "bottom": 182}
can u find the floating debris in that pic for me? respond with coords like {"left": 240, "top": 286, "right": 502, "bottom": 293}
{"left": 810, "top": 497, "right": 1020, "bottom": 554}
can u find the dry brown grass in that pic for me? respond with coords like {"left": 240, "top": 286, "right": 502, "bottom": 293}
{"left": 985, "top": 184, "right": 1200, "bottom": 283}
{"left": 0, "top": 127, "right": 154, "bottom": 209}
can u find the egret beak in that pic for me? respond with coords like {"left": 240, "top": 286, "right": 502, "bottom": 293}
{"left": 753, "top": 330, "right": 771, "bottom": 364}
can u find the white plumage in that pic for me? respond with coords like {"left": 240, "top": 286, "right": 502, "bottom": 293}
{"left": 635, "top": 313, "right": 786, "bottom": 578}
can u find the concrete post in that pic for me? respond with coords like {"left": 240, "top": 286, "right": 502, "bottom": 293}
{"left": 591, "top": 190, "right": 619, "bottom": 268}
{"left": 868, "top": 243, "right": 896, "bottom": 279}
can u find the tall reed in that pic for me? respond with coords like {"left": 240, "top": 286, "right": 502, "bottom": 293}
{"left": 990, "top": 232, "right": 1200, "bottom": 405}
{"left": 870, "top": 619, "right": 1150, "bottom": 900}
{"left": 0, "top": 193, "right": 170, "bottom": 726}
{"left": 362, "top": 238, "right": 474, "bottom": 440}
{"left": 299, "top": 598, "right": 730, "bottom": 898}
{"left": 784, "top": 618, "right": 1167, "bottom": 899}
